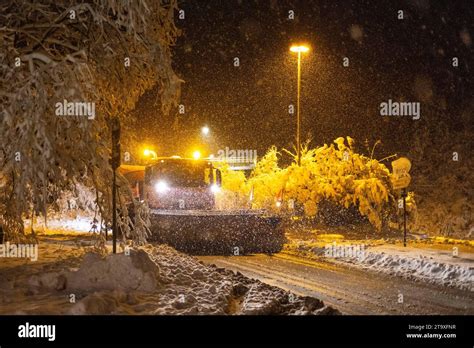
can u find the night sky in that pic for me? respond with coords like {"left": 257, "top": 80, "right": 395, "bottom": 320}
{"left": 132, "top": 0, "right": 473, "bottom": 161}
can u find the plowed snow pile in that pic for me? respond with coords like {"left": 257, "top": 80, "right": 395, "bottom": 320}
{"left": 0, "top": 241, "right": 339, "bottom": 315}
{"left": 339, "top": 245, "right": 474, "bottom": 292}
{"left": 288, "top": 238, "right": 473, "bottom": 291}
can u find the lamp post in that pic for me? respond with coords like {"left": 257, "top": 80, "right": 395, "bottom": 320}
{"left": 290, "top": 44, "right": 309, "bottom": 166}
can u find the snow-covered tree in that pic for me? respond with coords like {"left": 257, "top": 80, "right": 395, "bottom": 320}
{"left": 0, "top": 1, "right": 181, "bottom": 242}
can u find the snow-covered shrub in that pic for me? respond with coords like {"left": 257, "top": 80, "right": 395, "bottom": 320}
{"left": 215, "top": 164, "right": 250, "bottom": 210}
{"left": 247, "top": 137, "right": 410, "bottom": 231}
{"left": 248, "top": 147, "right": 287, "bottom": 209}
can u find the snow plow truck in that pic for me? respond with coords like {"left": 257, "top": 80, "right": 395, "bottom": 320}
{"left": 120, "top": 157, "right": 285, "bottom": 255}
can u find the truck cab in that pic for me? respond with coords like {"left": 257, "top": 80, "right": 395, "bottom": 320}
{"left": 144, "top": 157, "right": 222, "bottom": 210}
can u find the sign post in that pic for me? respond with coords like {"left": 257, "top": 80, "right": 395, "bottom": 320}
{"left": 391, "top": 157, "right": 412, "bottom": 247}
{"left": 111, "top": 117, "right": 121, "bottom": 254}
{"left": 401, "top": 188, "right": 407, "bottom": 247}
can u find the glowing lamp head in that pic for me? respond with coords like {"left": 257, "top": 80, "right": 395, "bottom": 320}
{"left": 193, "top": 150, "right": 201, "bottom": 160}
{"left": 144, "top": 149, "right": 151, "bottom": 156}
{"left": 155, "top": 180, "right": 170, "bottom": 194}
{"left": 290, "top": 45, "right": 310, "bottom": 53}
{"left": 276, "top": 201, "right": 282, "bottom": 208}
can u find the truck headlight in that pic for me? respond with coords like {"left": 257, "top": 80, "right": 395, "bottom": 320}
{"left": 155, "top": 180, "right": 170, "bottom": 193}
{"left": 210, "top": 184, "right": 220, "bottom": 193}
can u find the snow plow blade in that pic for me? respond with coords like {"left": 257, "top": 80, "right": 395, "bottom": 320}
{"left": 149, "top": 210, "right": 285, "bottom": 255}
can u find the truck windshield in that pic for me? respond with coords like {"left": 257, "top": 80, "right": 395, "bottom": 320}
{"left": 147, "top": 161, "right": 210, "bottom": 188}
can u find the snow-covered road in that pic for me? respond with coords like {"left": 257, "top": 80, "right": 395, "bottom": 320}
{"left": 198, "top": 252, "right": 474, "bottom": 315}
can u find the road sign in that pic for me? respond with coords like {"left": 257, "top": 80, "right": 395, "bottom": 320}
{"left": 392, "top": 176, "right": 411, "bottom": 190}
{"left": 391, "top": 157, "right": 411, "bottom": 174}
{"left": 391, "top": 157, "right": 412, "bottom": 247}
{"left": 391, "top": 157, "right": 411, "bottom": 190}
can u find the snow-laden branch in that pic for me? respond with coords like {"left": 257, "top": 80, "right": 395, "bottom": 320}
{"left": 0, "top": 0, "right": 181, "bottom": 243}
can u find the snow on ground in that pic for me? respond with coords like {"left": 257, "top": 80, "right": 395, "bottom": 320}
{"left": 0, "top": 237, "right": 339, "bottom": 315}
{"left": 25, "top": 215, "right": 95, "bottom": 234}
{"left": 286, "top": 236, "right": 474, "bottom": 291}
{"left": 338, "top": 245, "right": 474, "bottom": 291}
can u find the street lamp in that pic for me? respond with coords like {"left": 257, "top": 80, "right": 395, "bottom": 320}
{"left": 290, "top": 44, "right": 309, "bottom": 166}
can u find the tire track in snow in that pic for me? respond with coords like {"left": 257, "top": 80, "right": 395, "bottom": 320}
{"left": 204, "top": 256, "right": 392, "bottom": 314}
{"left": 198, "top": 253, "right": 474, "bottom": 315}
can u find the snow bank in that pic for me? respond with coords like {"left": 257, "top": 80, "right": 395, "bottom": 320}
{"left": 45, "top": 217, "right": 94, "bottom": 233}
{"left": 0, "top": 241, "right": 339, "bottom": 315}
{"left": 26, "top": 216, "right": 95, "bottom": 233}
{"left": 65, "top": 245, "right": 340, "bottom": 315}
{"left": 323, "top": 245, "right": 474, "bottom": 291}
{"left": 67, "top": 250, "right": 164, "bottom": 292}
{"left": 286, "top": 235, "right": 473, "bottom": 291}
{"left": 342, "top": 246, "right": 474, "bottom": 291}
